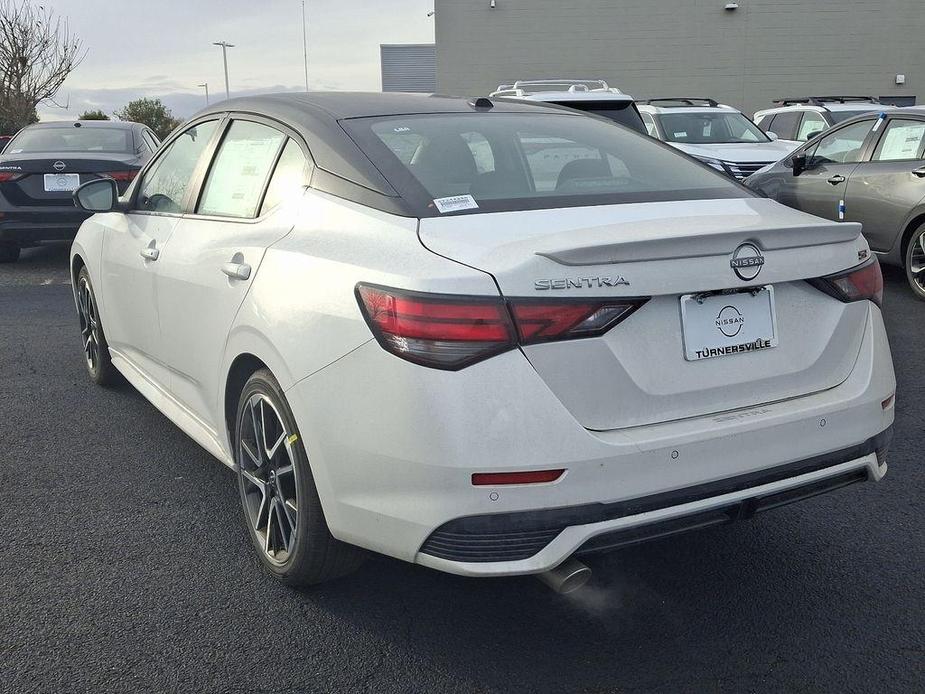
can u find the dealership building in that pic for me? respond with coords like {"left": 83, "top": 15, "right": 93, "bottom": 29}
{"left": 433, "top": 0, "right": 924, "bottom": 115}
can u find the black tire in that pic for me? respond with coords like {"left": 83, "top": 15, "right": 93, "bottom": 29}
{"left": 0, "top": 242, "right": 20, "bottom": 263}
{"left": 904, "top": 223, "right": 925, "bottom": 301}
{"left": 76, "top": 267, "right": 119, "bottom": 386}
{"left": 235, "top": 368, "right": 364, "bottom": 586}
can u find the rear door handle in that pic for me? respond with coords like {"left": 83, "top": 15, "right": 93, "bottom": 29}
{"left": 912, "top": 167, "right": 925, "bottom": 178}
{"left": 221, "top": 262, "right": 252, "bottom": 281}
{"left": 827, "top": 175, "right": 846, "bottom": 185}
{"left": 140, "top": 246, "right": 159, "bottom": 261}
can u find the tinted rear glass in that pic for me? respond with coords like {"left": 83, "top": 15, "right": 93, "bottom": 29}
{"left": 6, "top": 127, "right": 133, "bottom": 154}
{"left": 830, "top": 110, "right": 881, "bottom": 124}
{"left": 549, "top": 101, "right": 647, "bottom": 133}
{"left": 345, "top": 113, "right": 748, "bottom": 217}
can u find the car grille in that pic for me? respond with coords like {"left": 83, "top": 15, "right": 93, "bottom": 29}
{"left": 725, "top": 161, "right": 773, "bottom": 180}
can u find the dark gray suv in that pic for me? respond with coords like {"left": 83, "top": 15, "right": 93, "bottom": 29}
{"left": 746, "top": 109, "right": 925, "bottom": 299}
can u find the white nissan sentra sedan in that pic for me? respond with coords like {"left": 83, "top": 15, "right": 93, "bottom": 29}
{"left": 69, "top": 93, "right": 895, "bottom": 591}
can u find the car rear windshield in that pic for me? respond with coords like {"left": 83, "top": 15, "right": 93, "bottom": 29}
{"left": 829, "top": 110, "right": 882, "bottom": 124}
{"left": 344, "top": 112, "right": 749, "bottom": 216}
{"left": 548, "top": 101, "right": 647, "bottom": 133}
{"left": 657, "top": 112, "right": 770, "bottom": 144}
{"left": 5, "top": 127, "right": 133, "bottom": 154}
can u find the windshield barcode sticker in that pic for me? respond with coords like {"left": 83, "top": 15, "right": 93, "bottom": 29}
{"left": 433, "top": 195, "right": 479, "bottom": 213}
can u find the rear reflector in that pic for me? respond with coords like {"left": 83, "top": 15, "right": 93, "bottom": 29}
{"left": 356, "top": 283, "right": 649, "bottom": 370}
{"left": 104, "top": 170, "right": 138, "bottom": 182}
{"left": 808, "top": 257, "right": 883, "bottom": 307}
{"left": 472, "top": 469, "right": 565, "bottom": 486}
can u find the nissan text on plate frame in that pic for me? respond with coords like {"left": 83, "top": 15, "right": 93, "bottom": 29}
{"left": 69, "top": 93, "right": 896, "bottom": 586}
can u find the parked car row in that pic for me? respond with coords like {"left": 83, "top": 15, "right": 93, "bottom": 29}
{"left": 490, "top": 80, "right": 924, "bottom": 299}
{"left": 66, "top": 92, "right": 895, "bottom": 589}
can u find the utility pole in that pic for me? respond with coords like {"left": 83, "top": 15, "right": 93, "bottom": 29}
{"left": 212, "top": 41, "right": 235, "bottom": 99}
{"left": 301, "top": 1, "right": 309, "bottom": 92}
{"left": 198, "top": 82, "right": 209, "bottom": 105}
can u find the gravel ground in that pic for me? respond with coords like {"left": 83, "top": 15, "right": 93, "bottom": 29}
{"left": 1, "top": 243, "right": 922, "bottom": 694}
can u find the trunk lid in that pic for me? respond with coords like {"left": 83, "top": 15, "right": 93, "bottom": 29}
{"left": 0, "top": 152, "right": 139, "bottom": 206}
{"left": 419, "top": 198, "right": 870, "bottom": 430}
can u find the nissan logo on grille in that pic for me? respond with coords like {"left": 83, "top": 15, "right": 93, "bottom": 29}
{"left": 53, "top": 161, "right": 66, "bottom": 171}
{"left": 730, "top": 243, "right": 765, "bottom": 281}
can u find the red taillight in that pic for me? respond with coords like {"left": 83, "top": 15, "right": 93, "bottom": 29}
{"left": 471, "top": 469, "right": 565, "bottom": 486}
{"left": 103, "top": 170, "right": 138, "bottom": 182}
{"left": 809, "top": 257, "right": 883, "bottom": 307}
{"left": 356, "top": 284, "right": 517, "bottom": 370}
{"left": 0, "top": 172, "right": 22, "bottom": 182}
{"left": 356, "top": 284, "right": 648, "bottom": 370}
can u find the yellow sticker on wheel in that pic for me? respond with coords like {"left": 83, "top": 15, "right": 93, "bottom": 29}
{"left": 287, "top": 434, "right": 299, "bottom": 445}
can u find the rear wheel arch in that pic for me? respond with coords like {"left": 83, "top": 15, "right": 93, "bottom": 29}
{"left": 224, "top": 353, "right": 269, "bottom": 451}
{"left": 900, "top": 212, "right": 925, "bottom": 265}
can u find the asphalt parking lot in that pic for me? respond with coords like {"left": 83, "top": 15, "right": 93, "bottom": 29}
{"left": 1, "top": 244, "right": 922, "bottom": 694}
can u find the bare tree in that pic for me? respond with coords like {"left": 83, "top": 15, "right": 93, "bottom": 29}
{"left": 0, "top": 0, "right": 85, "bottom": 132}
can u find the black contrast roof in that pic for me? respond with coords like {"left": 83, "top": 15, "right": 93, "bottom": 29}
{"left": 185, "top": 92, "right": 574, "bottom": 214}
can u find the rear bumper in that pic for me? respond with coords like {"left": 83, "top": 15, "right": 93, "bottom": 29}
{"left": 285, "top": 304, "right": 896, "bottom": 577}
{"left": 0, "top": 207, "right": 89, "bottom": 244}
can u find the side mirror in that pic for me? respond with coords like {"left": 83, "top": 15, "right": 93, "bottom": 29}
{"left": 791, "top": 153, "right": 808, "bottom": 176}
{"left": 805, "top": 130, "right": 824, "bottom": 142}
{"left": 73, "top": 178, "right": 119, "bottom": 213}
{"left": 767, "top": 131, "right": 780, "bottom": 141}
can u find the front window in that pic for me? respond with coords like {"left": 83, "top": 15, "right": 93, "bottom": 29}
{"left": 655, "top": 112, "right": 770, "bottom": 144}
{"left": 137, "top": 120, "right": 219, "bottom": 213}
{"left": 345, "top": 112, "right": 748, "bottom": 216}
{"left": 6, "top": 126, "right": 133, "bottom": 154}
{"left": 806, "top": 120, "right": 876, "bottom": 166}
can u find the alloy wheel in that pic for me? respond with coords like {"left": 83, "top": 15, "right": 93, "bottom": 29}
{"left": 77, "top": 277, "right": 101, "bottom": 371}
{"left": 238, "top": 393, "right": 300, "bottom": 565}
{"left": 910, "top": 231, "right": 925, "bottom": 293}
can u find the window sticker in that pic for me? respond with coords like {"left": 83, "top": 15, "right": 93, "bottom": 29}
{"left": 673, "top": 131, "right": 687, "bottom": 138}
{"left": 433, "top": 194, "right": 479, "bottom": 213}
{"left": 878, "top": 124, "right": 925, "bottom": 160}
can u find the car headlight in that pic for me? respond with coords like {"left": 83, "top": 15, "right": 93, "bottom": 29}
{"left": 694, "top": 156, "right": 730, "bottom": 173}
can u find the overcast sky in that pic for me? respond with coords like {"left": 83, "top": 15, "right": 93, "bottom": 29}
{"left": 39, "top": 0, "right": 435, "bottom": 120}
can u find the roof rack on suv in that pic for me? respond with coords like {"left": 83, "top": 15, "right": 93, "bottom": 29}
{"left": 773, "top": 96, "right": 881, "bottom": 106}
{"left": 490, "top": 79, "right": 624, "bottom": 98}
{"left": 642, "top": 97, "right": 720, "bottom": 107}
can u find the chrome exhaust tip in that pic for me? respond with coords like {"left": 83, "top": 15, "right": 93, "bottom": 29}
{"left": 536, "top": 558, "right": 591, "bottom": 594}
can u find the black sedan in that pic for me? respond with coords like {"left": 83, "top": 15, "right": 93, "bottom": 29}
{"left": 0, "top": 120, "right": 160, "bottom": 262}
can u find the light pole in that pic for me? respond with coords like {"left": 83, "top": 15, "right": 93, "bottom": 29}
{"left": 212, "top": 41, "right": 235, "bottom": 99}
{"left": 301, "top": 1, "right": 309, "bottom": 92}
{"left": 198, "top": 82, "right": 209, "bottom": 105}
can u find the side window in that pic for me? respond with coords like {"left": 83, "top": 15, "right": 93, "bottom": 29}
{"left": 197, "top": 120, "right": 286, "bottom": 218}
{"left": 640, "top": 113, "right": 659, "bottom": 138}
{"left": 260, "top": 139, "right": 310, "bottom": 215}
{"left": 767, "top": 111, "right": 800, "bottom": 140}
{"left": 807, "top": 120, "right": 875, "bottom": 166}
{"left": 797, "top": 112, "right": 828, "bottom": 141}
{"left": 137, "top": 120, "right": 219, "bottom": 213}
{"left": 872, "top": 119, "right": 925, "bottom": 162}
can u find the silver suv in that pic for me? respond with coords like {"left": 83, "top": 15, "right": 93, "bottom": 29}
{"left": 489, "top": 79, "right": 647, "bottom": 133}
{"left": 754, "top": 97, "right": 894, "bottom": 147}
{"left": 637, "top": 98, "right": 795, "bottom": 180}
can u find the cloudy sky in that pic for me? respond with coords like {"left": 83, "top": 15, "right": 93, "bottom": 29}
{"left": 38, "top": 0, "right": 435, "bottom": 120}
